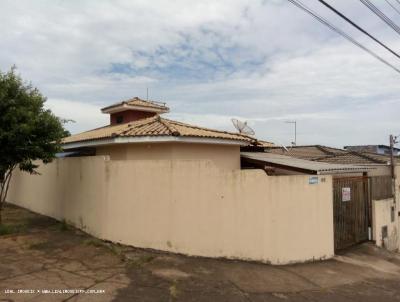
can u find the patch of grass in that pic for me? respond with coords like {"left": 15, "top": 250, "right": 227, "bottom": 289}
{"left": 84, "top": 238, "right": 107, "bottom": 248}
{"left": 169, "top": 282, "right": 179, "bottom": 301}
{"left": 48, "top": 219, "right": 70, "bottom": 232}
{"left": 0, "top": 224, "right": 26, "bottom": 236}
{"left": 126, "top": 254, "right": 156, "bottom": 268}
{"left": 140, "top": 254, "right": 155, "bottom": 264}
{"left": 58, "top": 219, "right": 69, "bottom": 231}
{"left": 29, "top": 241, "right": 53, "bottom": 250}
{"left": 85, "top": 238, "right": 126, "bottom": 259}
{"left": 109, "top": 244, "right": 123, "bottom": 257}
{"left": 27, "top": 216, "right": 58, "bottom": 228}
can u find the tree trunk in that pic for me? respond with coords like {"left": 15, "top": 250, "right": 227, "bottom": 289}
{"left": 0, "top": 168, "right": 14, "bottom": 225}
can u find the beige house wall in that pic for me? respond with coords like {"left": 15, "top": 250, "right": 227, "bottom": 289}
{"left": 367, "top": 165, "right": 391, "bottom": 177}
{"left": 371, "top": 166, "right": 400, "bottom": 252}
{"left": 8, "top": 156, "right": 334, "bottom": 265}
{"left": 372, "top": 198, "right": 398, "bottom": 251}
{"left": 96, "top": 143, "right": 240, "bottom": 170}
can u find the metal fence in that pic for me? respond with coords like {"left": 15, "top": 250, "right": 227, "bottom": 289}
{"left": 370, "top": 176, "right": 393, "bottom": 200}
{"left": 333, "top": 176, "right": 370, "bottom": 251}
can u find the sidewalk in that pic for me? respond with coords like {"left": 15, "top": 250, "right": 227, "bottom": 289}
{"left": 1, "top": 203, "right": 400, "bottom": 302}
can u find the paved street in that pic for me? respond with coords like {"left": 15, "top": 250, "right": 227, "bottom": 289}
{"left": 1, "top": 204, "right": 400, "bottom": 302}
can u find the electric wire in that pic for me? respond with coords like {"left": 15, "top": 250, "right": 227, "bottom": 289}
{"left": 287, "top": 0, "right": 400, "bottom": 74}
{"left": 317, "top": 0, "right": 400, "bottom": 60}
{"left": 359, "top": 0, "right": 400, "bottom": 36}
{"left": 385, "top": 0, "right": 400, "bottom": 16}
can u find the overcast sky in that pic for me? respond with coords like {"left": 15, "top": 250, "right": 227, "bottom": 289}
{"left": 1, "top": 0, "right": 399, "bottom": 147}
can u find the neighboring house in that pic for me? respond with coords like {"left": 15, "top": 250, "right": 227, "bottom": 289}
{"left": 263, "top": 144, "right": 398, "bottom": 166}
{"left": 242, "top": 145, "right": 397, "bottom": 176}
{"left": 344, "top": 145, "right": 400, "bottom": 156}
{"left": 243, "top": 144, "right": 399, "bottom": 251}
{"left": 62, "top": 97, "right": 256, "bottom": 170}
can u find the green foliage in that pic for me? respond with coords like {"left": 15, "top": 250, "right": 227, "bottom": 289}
{"left": 84, "top": 238, "right": 107, "bottom": 248}
{"left": 0, "top": 223, "right": 25, "bottom": 236}
{"left": 58, "top": 219, "right": 69, "bottom": 231}
{"left": 0, "top": 66, "right": 67, "bottom": 176}
{"left": 169, "top": 281, "right": 179, "bottom": 300}
{"left": 0, "top": 66, "right": 68, "bottom": 223}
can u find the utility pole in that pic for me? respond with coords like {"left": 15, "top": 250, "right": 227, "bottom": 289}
{"left": 390, "top": 134, "right": 395, "bottom": 179}
{"left": 285, "top": 120, "right": 297, "bottom": 146}
{"left": 389, "top": 134, "right": 398, "bottom": 205}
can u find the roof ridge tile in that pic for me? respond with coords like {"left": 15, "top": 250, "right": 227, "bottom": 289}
{"left": 162, "top": 118, "right": 253, "bottom": 140}
{"left": 158, "top": 117, "right": 180, "bottom": 136}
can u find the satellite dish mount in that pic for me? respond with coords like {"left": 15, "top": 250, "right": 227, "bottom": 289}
{"left": 231, "top": 118, "right": 255, "bottom": 136}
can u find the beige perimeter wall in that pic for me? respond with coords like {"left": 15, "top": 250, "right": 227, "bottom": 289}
{"left": 8, "top": 156, "right": 334, "bottom": 265}
{"left": 372, "top": 166, "right": 400, "bottom": 252}
{"left": 372, "top": 198, "right": 398, "bottom": 251}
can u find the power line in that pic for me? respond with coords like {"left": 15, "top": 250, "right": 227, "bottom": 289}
{"left": 359, "top": 0, "right": 400, "bottom": 36}
{"left": 385, "top": 0, "right": 400, "bottom": 16}
{"left": 317, "top": 0, "right": 400, "bottom": 60}
{"left": 287, "top": 0, "right": 400, "bottom": 74}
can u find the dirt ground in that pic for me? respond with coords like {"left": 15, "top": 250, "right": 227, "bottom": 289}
{"left": 1, "top": 203, "right": 400, "bottom": 302}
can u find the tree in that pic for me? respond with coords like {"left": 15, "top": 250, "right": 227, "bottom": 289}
{"left": 0, "top": 67, "right": 67, "bottom": 224}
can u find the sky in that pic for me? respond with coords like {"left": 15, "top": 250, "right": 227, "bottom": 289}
{"left": 0, "top": 0, "right": 399, "bottom": 147}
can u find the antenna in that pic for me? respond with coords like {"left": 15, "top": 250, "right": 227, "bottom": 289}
{"left": 285, "top": 120, "right": 297, "bottom": 146}
{"left": 146, "top": 87, "right": 149, "bottom": 100}
{"left": 231, "top": 118, "right": 255, "bottom": 136}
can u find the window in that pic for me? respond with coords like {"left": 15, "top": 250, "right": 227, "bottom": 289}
{"left": 116, "top": 115, "right": 124, "bottom": 124}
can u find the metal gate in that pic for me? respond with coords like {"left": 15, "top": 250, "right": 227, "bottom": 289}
{"left": 333, "top": 177, "right": 370, "bottom": 251}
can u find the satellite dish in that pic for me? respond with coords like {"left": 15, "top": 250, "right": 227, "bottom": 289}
{"left": 231, "top": 118, "right": 255, "bottom": 136}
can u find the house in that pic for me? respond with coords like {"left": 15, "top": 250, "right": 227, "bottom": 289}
{"left": 62, "top": 97, "right": 255, "bottom": 170}
{"left": 262, "top": 145, "right": 398, "bottom": 171}
{"left": 241, "top": 144, "right": 395, "bottom": 176}
{"left": 344, "top": 145, "right": 400, "bottom": 156}
{"left": 7, "top": 99, "right": 400, "bottom": 264}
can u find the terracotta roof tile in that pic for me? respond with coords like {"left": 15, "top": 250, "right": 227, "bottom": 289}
{"left": 62, "top": 116, "right": 255, "bottom": 145}
{"left": 101, "top": 97, "right": 169, "bottom": 112}
{"left": 256, "top": 140, "right": 275, "bottom": 147}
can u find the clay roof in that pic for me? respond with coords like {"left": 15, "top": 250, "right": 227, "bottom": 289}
{"left": 256, "top": 140, "right": 275, "bottom": 147}
{"left": 265, "top": 145, "right": 399, "bottom": 165}
{"left": 101, "top": 97, "right": 169, "bottom": 113}
{"left": 62, "top": 115, "right": 255, "bottom": 145}
{"left": 266, "top": 145, "right": 347, "bottom": 160}
{"left": 241, "top": 152, "right": 372, "bottom": 174}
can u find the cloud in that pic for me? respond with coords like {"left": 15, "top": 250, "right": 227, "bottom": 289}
{"left": 0, "top": 0, "right": 399, "bottom": 147}
{"left": 45, "top": 99, "right": 109, "bottom": 133}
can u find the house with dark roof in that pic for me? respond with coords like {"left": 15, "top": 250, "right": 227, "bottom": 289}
{"left": 242, "top": 144, "right": 399, "bottom": 251}
{"left": 259, "top": 145, "right": 399, "bottom": 176}
{"left": 344, "top": 145, "right": 400, "bottom": 156}
{"left": 240, "top": 144, "right": 396, "bottom": 176}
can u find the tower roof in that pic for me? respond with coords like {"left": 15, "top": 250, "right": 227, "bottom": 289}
{"left": 101, "top": 97, "right": 169, "bottom": 114}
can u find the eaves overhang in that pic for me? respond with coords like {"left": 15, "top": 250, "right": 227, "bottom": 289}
{"left": 63, "top": 136, "right": 251, "bottom": 150}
